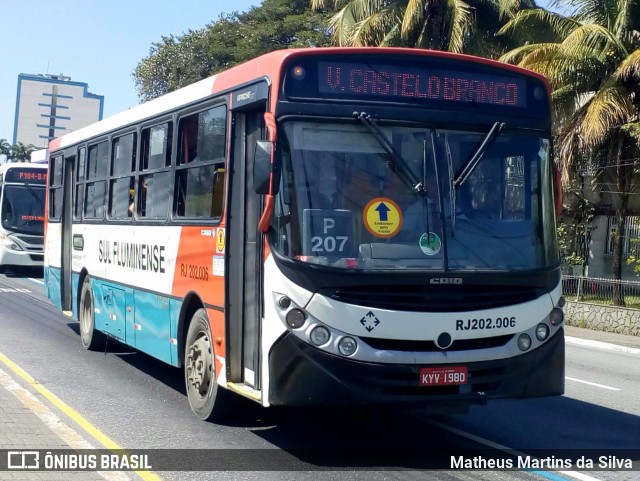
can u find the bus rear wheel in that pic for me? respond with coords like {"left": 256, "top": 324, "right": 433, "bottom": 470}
{"left": 79, "top": 276, "right": 103, "bottom": 350}
{"left": 184, "top": 308, "right": 229, "bottom": 421}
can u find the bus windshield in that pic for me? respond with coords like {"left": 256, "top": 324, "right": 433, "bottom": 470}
{"left": 1, "top": 184, "right": 46, "bottom": 235}
{"left": 272, "top": 120, "right": 559, "bottom": 272}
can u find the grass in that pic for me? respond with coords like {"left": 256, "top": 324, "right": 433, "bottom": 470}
{"left": 565, "top": 293, "right": 640, "bottom": 309}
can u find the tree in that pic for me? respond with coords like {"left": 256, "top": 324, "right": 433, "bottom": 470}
{"left": 0, "top": 139, "right": 10, "bottom": 158}
{"left": 310, "top": 0, "right": 538, "bottom": 56}
{"left": 499, "top": 0, "right": 640, "bottom": 302}
{"left": 134, "top": 0, "right": 338, "bottom": 101}
{"left": 9, "top": 142, "right": 36, "bottom": 162}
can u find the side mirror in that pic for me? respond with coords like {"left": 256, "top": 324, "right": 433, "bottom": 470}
{"left": 553, "top": 165, "right": 563, "bottom": 217}
{"left": 254, "top": 141, "right": 272, "bottom": 195}
{"left": 253, "top": 140, "right": 280, "bottom": 195}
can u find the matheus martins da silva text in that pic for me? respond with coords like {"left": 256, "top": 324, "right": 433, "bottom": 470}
{"left": 451, "top": 455, "right": 633, "bottom": 469}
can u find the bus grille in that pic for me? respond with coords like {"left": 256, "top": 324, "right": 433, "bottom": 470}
{"left": 15, "top": 235, "right": 44, "bottom": 246}
{"left": 361, "top": 334, "right": 513, "bottom": 352}
{"left": 318, "top": 285, "right": 541, "bottom": 312}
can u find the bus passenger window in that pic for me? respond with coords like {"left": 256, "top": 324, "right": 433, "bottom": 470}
{"left": 178, "top": 105, "right": 226, "bottom": 165}
{"left": 139, "top": 172, "right": 170, "bottom": 219}
{"left": 141, "top": 123, "right": 172, "bottom": 170}
{"left": 175, "top": 104, "right": 227, "bottom": 220}
{"left": 109, "top": 177, "right": 134, "bottom": 220}
{"left": 175, "top": 164, "right": 225, "bottom": 219}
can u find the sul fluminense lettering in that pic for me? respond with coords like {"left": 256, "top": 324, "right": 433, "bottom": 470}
{"left": 98, "top": 240, "right": 166, "bottom": 273}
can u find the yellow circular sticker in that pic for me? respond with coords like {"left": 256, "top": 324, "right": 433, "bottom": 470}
{"left": 363, "top": 197, "right": 403, "bottom": 238}
{"left": 216, "top": 228, "right": 225, "bottom": 253}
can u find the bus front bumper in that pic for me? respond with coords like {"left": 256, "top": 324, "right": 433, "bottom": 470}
{"left": 0, "top": 246, "right": 43, "bottom": 268}
{"left": 268, "top": 328, "right": 564, "bottom": 409}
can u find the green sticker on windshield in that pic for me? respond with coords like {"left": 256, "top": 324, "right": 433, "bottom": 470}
{"left": 419, "top": 232, "right": 441, "bottom": 256}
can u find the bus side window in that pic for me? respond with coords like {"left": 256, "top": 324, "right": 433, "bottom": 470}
{"left": 175, "top": 104, "right": 227, "bottom": 220}
{"left": 139, "top": 122, "right": 172, "bottom": 220}
{"left": 139, "top": 172, "right": 170, "bottom": 218}
{"left": 175, "top": 163, "right": 225, "bottom": 218}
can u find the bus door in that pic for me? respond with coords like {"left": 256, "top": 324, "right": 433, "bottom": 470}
{"left": 60, "top": 154, "right": 74, "bottom": 314}
{"left": 227, "top": 84, "right": 268, "bottom": 390}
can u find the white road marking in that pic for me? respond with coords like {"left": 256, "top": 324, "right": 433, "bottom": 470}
{"left": 565, "top": 376, "right": 621, "bottom": 391}
{"left": 28, "top": 277, "right": 44, "bottom": 285}
{"left": 566, "top": 336, "right": 640, "bottom": 356}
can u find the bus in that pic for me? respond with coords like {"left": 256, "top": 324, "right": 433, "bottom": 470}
{"left": 0, "top": 163, "right": 47, "bottom": 271}
{"left": 44, "top": 47, "right": 565, "bottom": 420}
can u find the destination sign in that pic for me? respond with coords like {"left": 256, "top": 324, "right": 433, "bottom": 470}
{"left": 4, "top": 168, "right": 47, "bottom": 184}
{"left": 317, "top": 61, "right": 527, "bottom": 108}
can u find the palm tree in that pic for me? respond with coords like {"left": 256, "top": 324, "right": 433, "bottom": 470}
{"left": 0, "top": 139, "right": 10, "bottom": 158}
{"left": 499, "top": 0, "right": 640, "bottom": 303}
{"left": 311, "top": 0, "right": 538, "bottom": 56}
{"left": 10, "top": 142, "right": 36, "bottom": 163}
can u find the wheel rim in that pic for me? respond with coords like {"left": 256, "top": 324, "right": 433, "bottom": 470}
{"left": 186, "top": 331, "right": 214, "bottom": 398}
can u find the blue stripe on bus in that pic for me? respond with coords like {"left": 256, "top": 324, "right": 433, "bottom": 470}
{"left": 46, "top": 267, "right": 179, "bottom": 366}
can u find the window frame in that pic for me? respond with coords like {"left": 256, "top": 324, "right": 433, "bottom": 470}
{"left": 173, "top": 103, "right": 228, "bottom": 224}
{"left": 108, "top": 131, "right": 137, "bottom": 221}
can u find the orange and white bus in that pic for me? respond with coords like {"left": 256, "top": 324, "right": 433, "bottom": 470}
{"left": 45, "top": 47, "right": 565, "bottom": 420}
{"left": 0, "top": 163, "right": 47, "bottom": 271}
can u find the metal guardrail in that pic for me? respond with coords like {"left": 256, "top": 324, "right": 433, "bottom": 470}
{"left": 562, "top": 275, "right": 640, "bottom": 306}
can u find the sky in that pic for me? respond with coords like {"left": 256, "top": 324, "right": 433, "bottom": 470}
{"left": 1, "top": 0, "right": 561, "bottom": 145}
{"left": 0, "top": 0, "right": 259, "bottom": 143}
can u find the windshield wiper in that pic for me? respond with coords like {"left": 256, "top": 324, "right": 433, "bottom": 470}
{"left": 353, "top": 112, "right": 423, "bottom": 193}
{"left": 23, "top": 183, "right": 44, "bottom": 208}
{"left": 453, "top": 121, "right": 505, "bottom": 188}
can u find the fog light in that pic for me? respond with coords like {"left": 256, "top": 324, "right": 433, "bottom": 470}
{"left": 310, "top": 326, "right": 330, "bottom": 346}
{"left": 536, "top": 323, "right": 550, "bottom": 341}
{"left": 517, "top": 334, "right": 532, "bottom": 351}
{"left": 285, "top": 308, "right": 306, "bottom": 329}
{"left": 338, "top": 337, "right": 357, "bottom": 356}
{"left": 549, "top": 307, "right": 564, "bottom": 326}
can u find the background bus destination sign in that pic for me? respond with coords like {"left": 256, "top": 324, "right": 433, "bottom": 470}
{"left": 4, "top": 168, "right": 47, "bottom": 184}
{"left": 317, "top": 61, "right": 527, "bottom": 108}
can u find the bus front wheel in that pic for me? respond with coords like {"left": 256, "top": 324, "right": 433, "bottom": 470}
{"left": 184, "top": 308, "right": 228, "bottom": 421}
{"left": 79, "top": 277, "right": 103, "bottom": 350}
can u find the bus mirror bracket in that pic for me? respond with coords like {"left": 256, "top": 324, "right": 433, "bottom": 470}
{"left": 257, "top": 112, "right": 280, "bottom": 233}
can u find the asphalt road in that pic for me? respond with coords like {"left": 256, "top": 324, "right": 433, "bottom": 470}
{"left": 0, "top": 267, "right": 638, "bottom": 481}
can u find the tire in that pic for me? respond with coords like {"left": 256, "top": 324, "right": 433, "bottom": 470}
{"left": 184, "top": 308, "right": 229, "bottom": 421}
{"left": 79, "top": 276, "right": 103, "bottom": 350}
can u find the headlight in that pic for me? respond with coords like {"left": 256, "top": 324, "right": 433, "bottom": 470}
{"left": 285, "top": 308, "right": 306, "bottom": 329}
{"left": 549, "top": 308, "right": 564, "bottom": 326}
{"left": 310, "top": 326, "right": 330, "bottom": 346}
{"left": 536, "top": 323, "right": 550, "bottom": 341}
{"left": 0, "top": 235, "right": 21, "bottom": 251}
{"left": 517, "top": 334, "right": 532, "bottom": 351}
{"left": 338, "top": 337, "right": 358, "bottom": 356}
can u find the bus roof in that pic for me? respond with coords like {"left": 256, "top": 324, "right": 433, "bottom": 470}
{"left": 49, "top": 47, "right": 550, "bottom": 153}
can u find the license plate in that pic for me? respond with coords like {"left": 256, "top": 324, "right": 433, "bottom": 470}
{"left": 419, "top": 366, "right": 468, "bottom": 386}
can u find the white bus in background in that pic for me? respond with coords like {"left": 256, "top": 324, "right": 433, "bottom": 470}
{"left": 0, "top": 163, "right": 47, "bottom": 271}
{"left": 30, "top": 149, "right": 48, "bottom": 164}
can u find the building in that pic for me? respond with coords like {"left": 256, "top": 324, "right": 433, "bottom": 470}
{"left": 13, "top": 73, "right": 104, "bottom": 149}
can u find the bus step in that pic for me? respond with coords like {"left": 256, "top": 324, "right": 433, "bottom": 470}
{"left": 226, "top": 382, "right": 261, "bottom": 402}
